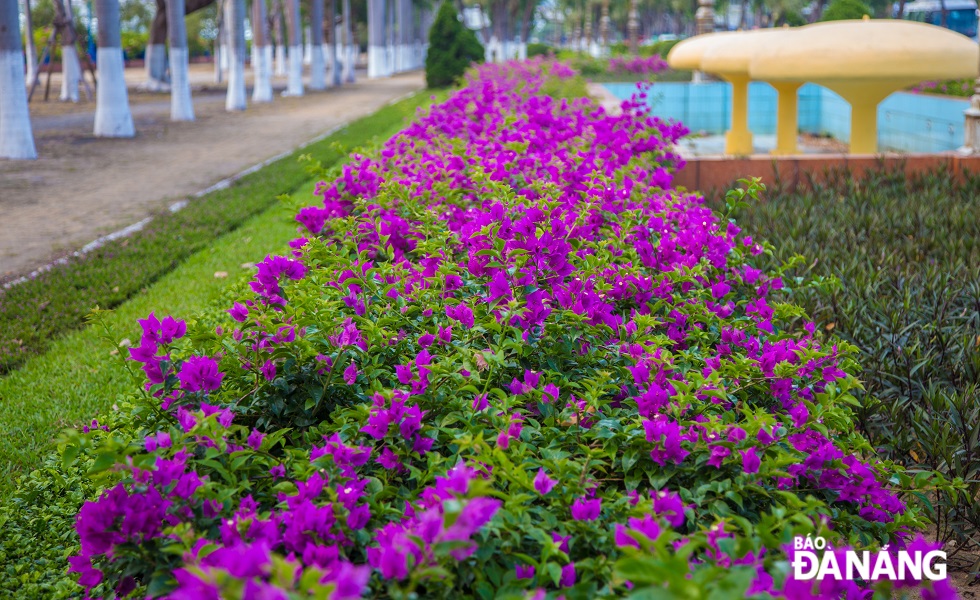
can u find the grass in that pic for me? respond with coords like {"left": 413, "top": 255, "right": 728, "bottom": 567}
{"left": 0, "top": 91, "right": 431, "bottom": 375}
{"left": 0, "top": 91, "right": 438, "bottom": 497}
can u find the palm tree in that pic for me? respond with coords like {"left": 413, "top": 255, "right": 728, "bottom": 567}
{"left": 1, "top": 0, "right": 37, "bottom": 158}
{"left": 94, "top": 0, "right": 135, "bottom": 136}
{"left": 342, "top": 0, "right": 355, "bottom": 81}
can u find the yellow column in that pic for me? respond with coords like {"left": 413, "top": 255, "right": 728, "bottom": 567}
{"left": 771, "top": 82, "right": 801, "bottom": 156}
{"left": 724, "top": 74, "right": 753, "bottom": 156}
{"left": 848, "top": 99, "right": 879, "bottom": 154}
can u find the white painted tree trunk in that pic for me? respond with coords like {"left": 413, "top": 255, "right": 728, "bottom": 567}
{"left": 253, "top": 45, "right": 273, "bottom": 100}
{"left": 94, "top": 0, "right": 135, "bottom": 137}
{"left": 167, "top": 0, "right": 193, "bottom": 120}
{"left": 213, "top": 34, "right": 222, "bottom": 83}
{"left": 145, "top": 43, "right": 169, "bottom": 89}
{"left": 94, "top": 49, "right": 135, "bottom": 136}
{"left": 308, "top": 0, "right": 326, "bottom": 89}
{"left": 274, "top": 44, "right": 286, "bottom": 75}
{"left": 342, "top": 0, "right": 354, "bottom": 82}
{"left": 23, "top": 0, "right": 38, "bottom": 84}
{"left": 367, "top": 0, "right": 382, "bottom": 78}
{"left": 251, "top": 0, "right": 273, "bottom": 101}
{"left": 284, "top": 0, "right": 303, "bottom": 95}
{"left": 303, "top": 25, "right": 312, "bottom": 64}
{"left": 59, "top": 44, "right": 81, "bottom": 101}
{"left": 169, "top": 48, "right": 193, "bottom": 119}
{"left": 0, "top": 49, "right": 37, "bottom": 159}
{"left": 224, "top": 0, "right": 246, "bottom": 110}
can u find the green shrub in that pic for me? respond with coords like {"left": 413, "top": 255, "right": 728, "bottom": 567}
{"left": 782, "top": 10, "right": 807, "bottom": 26}
{"left": 425, "top": 0, "right": 485, "bottom": 88}
{"left": 820, "top": 0, "right": 872, "bottom": 21}
{"left": 120, "top": 30, "right": 148, "bottom": 60}
{"left": 709, "top": 167, "right": 980, "bottom": 558}
{"left": 527, "top": 42, "right": 554, "bottom": 57}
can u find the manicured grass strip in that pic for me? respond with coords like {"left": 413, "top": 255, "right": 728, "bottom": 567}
{"left": 0, "top": 202, "right": 296, "bottom": 598}
{"left": 0, "top": 92, "right": 430, "bottom": 375}
{"left": 0, "top": 193, "right": 295, "bottom": 497}
{"left": 0, "top": 92, "right": 440, "bottom": 495}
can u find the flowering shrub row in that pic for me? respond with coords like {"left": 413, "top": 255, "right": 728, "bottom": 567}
{"left": 607, "top": 56, "right": 668, "bottom": 75}
{"left": 65, "top": 60, "right": 945, "bottom": 599}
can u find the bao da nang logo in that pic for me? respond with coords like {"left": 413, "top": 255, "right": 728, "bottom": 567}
{"left": 791, "top": 536, "right": 947, "bottom": 582}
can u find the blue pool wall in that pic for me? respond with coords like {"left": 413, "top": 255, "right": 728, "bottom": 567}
{"left": 602, "top": 81, "right": 970, "bottom": 153}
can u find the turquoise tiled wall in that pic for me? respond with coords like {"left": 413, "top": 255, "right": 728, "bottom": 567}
{"left": 603, "top": 81, "right": 970, "bottom": 152}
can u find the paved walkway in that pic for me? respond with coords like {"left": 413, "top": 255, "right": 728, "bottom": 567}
{"left": 0, "top": 69, "right": 424, "bottom": 280}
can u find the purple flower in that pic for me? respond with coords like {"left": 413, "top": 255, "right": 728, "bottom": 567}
{"left": 710, "top": 281, "right": 731, "bottom": 299}
{"left": 560, "top": 562, "right": 576, "bottom": 587}
{"left": 144, "top": 431, "right": 171, "bottom": 452}
{"left": 247, "top": 429, "right": 265, "bottom": 451}
{"left": 178, "top": 356, "right": 224, "bottom": 393}
{"left": 227, "top": 302, "right": 248, "bottom": 323}
{"left": 652, "top": 489, "right": 686, "bottom": 528}
{"left": 488, "top": 271, "right": 512, "bottom": 302}
{"left": 260, "top": 360, "right": 276, "bottom": 382}
{"left": 344, "top": 362, "right": 358, "bottom": 385}
{"left": 534, "top": 468, "right": 557, "bottom": 495}
{"left": 707, "top": 444, "right": 731, "bottom": 468}
{"left": 614, "top": 515, "right": 661, "bottom": 548}
{"left": 472, "top": 393, "right": 489, "bottom": 411}
{"left": 570, "top": 497, "right": 601, "bottom": 521}
{"left": 542, "top": 383, "right": 559, "bottom": 403}
{"left": 516, "top": 564, "right": 535, "bottom": 579}
{"left": 741, "top": 447, "right": 761, "bottom": 474}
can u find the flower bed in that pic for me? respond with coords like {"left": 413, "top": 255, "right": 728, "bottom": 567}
{"left": 62, "top": 60, "right": 944, "bottom": 599}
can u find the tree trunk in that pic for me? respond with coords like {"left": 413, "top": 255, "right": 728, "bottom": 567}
{"left": 271, "top": 0, "right": 287, "bottom": 75}
{"left": 224, "top": 0, "right": 246, "bottom": 108}
{"left": 94, "top": 0, "right": 135, "bottom": 136}
{"left": 147, "top": 0, "right": 169, "bottom": 87}
{"left": 309, "top": 0, "right": 326, "bottom": 88}
{"left": 284, "top": 0, "right": 303, "bottom": 94}
{"left": 939, "top": 0, "right": 948, "bottom": 27}
{"left": 367, "top": 0, "right": 382, "bottom": 77}
{"left": 23, "top": 0, "right": 38, "bottom": 84}
{"left": 54, "top": 0, "right": 80, "bottom": 101}
{"left": 252, "top": 0, "right": 273, "bottom": 100}
{"left": 896, "top": 0, "right": 906, "bottom": 18}
{"left": 518, "top": 0, "right": 533, "bottom": 59}
{"left": 167, "top": 0, "right": 193, "bottom": 119}
{"left": 386, "top": 0, "right": 394, "bottom": 74}
{"left": 328, "top": 0, "right": 341, "bottom": 85}
{"left": 342, "top": 0, "right": 354, "bottom": 82}
{"left": 397, "top": 0, "right": 408, "bottom": 70}
{"left": 1, "top": 0, "right": 37, "bottom": 158}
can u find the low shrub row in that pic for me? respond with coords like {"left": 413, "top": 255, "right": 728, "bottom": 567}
{"left": 0, "top": 93, "right": 430, "bottom": 375}
{"left": 710, "top": 167, "right": 980, "bottom": 566}
{"left": 31, "top": 60, "right": 947, "bottom": 599}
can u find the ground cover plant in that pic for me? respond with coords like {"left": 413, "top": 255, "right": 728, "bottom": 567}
{"left": 709, "top": 167, "right": 980, "bottom": 573}
{"left": 0, "top": 93, "right": 431, "bottom": 376}
{"left": 19, "top": 61, "right": 950, "bottom": 599}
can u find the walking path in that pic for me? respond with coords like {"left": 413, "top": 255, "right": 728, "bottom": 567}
{"left": 0, "top": 69, "right": 424, "bottom": 280}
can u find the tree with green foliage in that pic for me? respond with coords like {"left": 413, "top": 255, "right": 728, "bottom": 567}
{"left": 424, "top": 0, "right": 484, "bottom": 88}
{"left": 820, "top": 0, "right": 872, "bottom": 20}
